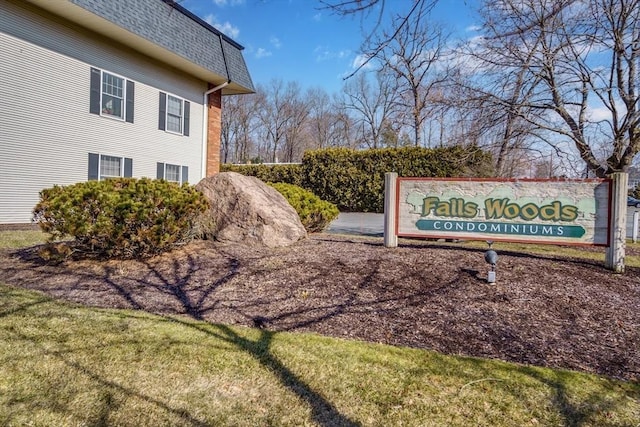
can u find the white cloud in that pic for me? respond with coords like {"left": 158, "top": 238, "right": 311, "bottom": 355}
{"left": 270, "top": 36, "right": 282, "bottom": 49}
{"left": 315, "top": 46, "right": 351, "bottom": 62}
{"left": 256, "top": 48, "right": 272, "bottom": 58}
{"left": 588, "top": 106, "right": 612, "bottom": 122}
{"left": 203, "top": 13, "right": 215, "bottom": 25}
{"left": 351, "top": 53, "right": 375, "bottom": 70}
{"left": 215, "top": 21, "right": 240, "bottom": 38}
{"left": 213, "top": 0, "right": 245, "bottom": 5}
{"left": 203, "top": 13, "right": 240, "bottom": 38}
{"left": 465, "top": 25, "right": 481, "bottom": 32}
{"left": 315, "top": 46, "right": 331, "bottom": 62}
{"left": 313, "top": 12, "right": 322, "bottom": 22}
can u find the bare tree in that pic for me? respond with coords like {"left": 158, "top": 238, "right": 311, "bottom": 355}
{"left": 306, "top": 88, "right": 358, "bottom": 149}
{"left": 257, "top": 80, "right": 291, "bottom": 162}
{"left": 331, "top": 100, "right": 360, "bottom": 148}
{"left": 320, "top": 0, "right": 438, "bottom": 78}
{"left": 474, "top": 0, "right": 640, "bottom": 177}
{"left": 449, "top": 75, "right": 543, "bottom": 176}
{"left": 220, "top": 96, "right": 236, "bottom": 164}
{"left": 281, "top": 85, "right": 310, "bottom": 162}
{"left": 221, "top": 93, "right": 261, "bottom": 163}
{"left": 370, "top": 1, "right": 450, "bottom": 146}
{"left": 340, "top": 70, "right": 400, "bottom": 149}
{"left": 306, "top": 87, "right": 334, "bottom": 149}
{"left": 255, "top": 80, "right": 312, "bottom": 163}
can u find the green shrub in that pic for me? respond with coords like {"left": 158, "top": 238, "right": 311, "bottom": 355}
{"left": 221, "top": 146, "right": 493, "bottom": 213}
{"left": 32, "top": 178, "right": 208, "bottom": 259}
{"left": 301, "top": 146, "right": 493, "bottom": 212}
{"left": 269, "top": 183, "right": 339, "bottom": 233}
{"left": 221, "top": 163, "right": 303, "bottom": 186}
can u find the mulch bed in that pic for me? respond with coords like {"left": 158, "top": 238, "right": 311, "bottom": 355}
{"left": 1, "top": 234, "right": 639, "bottom": 382}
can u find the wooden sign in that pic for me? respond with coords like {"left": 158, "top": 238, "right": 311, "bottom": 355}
{"left": 395, "top": 178, "right": 611, "bottom": 246}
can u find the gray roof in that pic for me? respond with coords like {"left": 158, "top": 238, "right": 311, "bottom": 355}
{"left": 27, "top": 0, "right": 254, "bottom": 94}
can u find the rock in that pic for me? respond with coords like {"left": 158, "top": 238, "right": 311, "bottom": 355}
{"left": 195, "top": 172, "right": 306, "bottom": 247}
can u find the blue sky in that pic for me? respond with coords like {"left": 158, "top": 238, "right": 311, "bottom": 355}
{"left": 180, "top": 0, "right": 479, "bottom": 94}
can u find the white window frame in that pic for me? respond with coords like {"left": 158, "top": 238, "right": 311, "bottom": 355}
{"left": 100, "top": 70, "right": 126, "bottom": 120}
{"left": 163, "top": 163, "right": 184, "bottom": 184}
{"left": 165, "top": 94, "right": 185, "bottom": 135}
{"left": 98, "top": 154, "right": 125, "bottom": 180}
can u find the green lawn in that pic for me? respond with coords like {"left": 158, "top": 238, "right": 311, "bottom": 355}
{"left": 1, "top": 285, "right": 639, "bottom": 427}
{"left": 0, "top": 230, "right": 639, "bottom": 426}
{"left": 0, "top": 230, "right": 46, "bottom": 249}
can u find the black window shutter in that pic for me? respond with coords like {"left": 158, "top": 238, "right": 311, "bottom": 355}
{"left": 158, "top": 92, "right": 166, "bottom": 130}
{"left": 125, "top": 80, "right": 135, "bottom": 123}
{"left": 124, "top": 158, "right": 133, "bottom": 177}
{"left": 183, "top": 101, "right": 190, "bottom": 136}
{"left": 157, "top": 163, "right": 165, "bottom": 179}
{"left": 181, "top": 166, "right": 189, "bottom": 184}
{"left": 89, "top": 68, "right": 101, "bottom": 115}
{"left": 88, "top": 153, "right": 99, "bottom": 180}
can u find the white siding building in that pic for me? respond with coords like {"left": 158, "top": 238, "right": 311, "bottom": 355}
{"left": 0, "top": 0, "right": 254, "bottom": 225}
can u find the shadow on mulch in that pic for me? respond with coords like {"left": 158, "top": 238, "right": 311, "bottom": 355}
{"left": 1, "top": 234, "right": 639, "bottom": 382}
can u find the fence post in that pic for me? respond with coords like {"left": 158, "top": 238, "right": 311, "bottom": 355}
{"left": 384, "top": 172, "right": 398, "bottom": 248}
{"left": 605, "top": 172, "right": 628, "bottom": 273}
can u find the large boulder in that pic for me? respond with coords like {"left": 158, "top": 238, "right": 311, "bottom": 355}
{"left": 195, "top": 172, "right": 307, "bottom": 247}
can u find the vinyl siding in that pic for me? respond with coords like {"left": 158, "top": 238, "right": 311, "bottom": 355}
{"left": 0, "top": 0, "right": 207, "bottom": 223}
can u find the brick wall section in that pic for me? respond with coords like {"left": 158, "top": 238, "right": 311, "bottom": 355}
{"left": 206, "top": 87, "right": 222, "bottom": 176}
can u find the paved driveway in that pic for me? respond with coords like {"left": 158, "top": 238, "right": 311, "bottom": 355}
{"left": 326, "top": 212, "right": 384, "bottom": 236}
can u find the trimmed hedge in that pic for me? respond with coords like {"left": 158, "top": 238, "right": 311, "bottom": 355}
{"left": 221, "top": 146, "right": 493, "bottom": 213}
{"left": 302, "top": 146, "right": 493, "bottom": 212}
{"left": 269, "top": 183, "right": 339, "bottom": 233}
{"left": 33, "top": 178, "right": 208, "bottom": 259}
{"left": 220, "top": 163, "right": 303, "bottom": 186}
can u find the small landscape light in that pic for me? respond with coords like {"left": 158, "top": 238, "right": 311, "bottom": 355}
{"left": 484, "top": 240, "right": 498, "bottom": 284}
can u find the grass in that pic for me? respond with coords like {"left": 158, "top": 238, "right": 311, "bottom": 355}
{"left": 0, "top": 230, "right": 46, "bottom": 249}
{"left": 1, "top": 230, "right": 639, "bottom": 426}
{"left": 1, "top": 285, "right": 639, "bottom": 427}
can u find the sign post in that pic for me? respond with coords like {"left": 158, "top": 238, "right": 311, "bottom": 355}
{"left": 605, "top": 172, "right": 627, "bottom": 273}
{"left": 384, "top": 172, "right": 398, "bottom": 248}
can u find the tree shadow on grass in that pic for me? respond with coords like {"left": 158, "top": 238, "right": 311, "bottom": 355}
{"left": 1, "top": 283, "right": 360, "bottom": 425}
{"left": 2, "top": 319, "right": 212, "bottom": 426}
{"left": 458, "top": 356, "right": 640, "bottom": 427}
{"left": 3, "top": 237, "right": 639, "bottom": 383}
{"left": 516, "top": 365, "right": 640, "bottom": 426}
{"left": 169, "top": 317, "right": 361, "bottom": 427}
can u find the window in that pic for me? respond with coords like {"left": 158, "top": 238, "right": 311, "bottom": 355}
{"left": 100, "top": 155, "right": 122, "bottom": 178}
{"left": 166, "top": 95, "right": 183, "bottom": 134}
{"left": 101, "top": 73, "right": 124, "bottom": 119}
{"left": 90, "top": 68, "right": 134, "bottom": 123}
{"left": 165, "top": 163, "right": 181, "bottom": 182}
{"left": 157, "top": 162, "right": 189, "bottom": 184}
{"left": 159, "top": 92, "right": 190, "bottom": 136}
{"left": 88, "top": 153, "right": 133, "bottom": 180}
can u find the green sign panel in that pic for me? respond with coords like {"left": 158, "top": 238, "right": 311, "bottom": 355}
{"left": 415, "top": 219, "right": 586, "bottom": 238}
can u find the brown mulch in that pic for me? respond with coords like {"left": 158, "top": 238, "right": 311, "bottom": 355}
{"left": 1, "top": 234, "right": 639, "bottom": 382}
